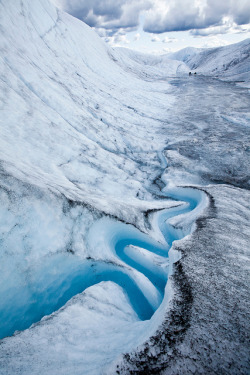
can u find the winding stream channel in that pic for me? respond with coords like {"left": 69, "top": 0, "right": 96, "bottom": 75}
{"left": 0, "top": 153, "right": 207, "bottom": 340}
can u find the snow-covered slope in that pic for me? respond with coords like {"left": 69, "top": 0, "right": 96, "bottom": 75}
{"left": 111, "top": 47, "right": 189, "bottom": 79}
{"left": 0, "top": 0, "right": 178, "bottom": 224}
{"left": 168, "top": 46, "right": 203, "bottom": 64}
{"left": 0, "top": 1, "right": 250, "bottom": 374}
{"left": 169, "top": 39, "right": 250, "bottom": 83}
{"left": 115, "top": 39, "right": 250, "bottom": 84}
{"left": 0, "top": 0, "right": 189, "bottom": 373}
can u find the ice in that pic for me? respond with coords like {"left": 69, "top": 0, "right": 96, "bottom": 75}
{"left": 0, "top": 182, "right": 207, "bottom": 340}
{"left": 0, "top": 176, "right": 208, "bottom": 373}
{"left": 0, "top": 0, "right": 249, "bottom": 374}
{"left": 110, "top": 47, "right": 189, "bottom": 79}
{"left": 169, "top": 38, "right": 250, "bottom": 86}
{"left": 0, "top": 281, "right": 148, "bottom": 375}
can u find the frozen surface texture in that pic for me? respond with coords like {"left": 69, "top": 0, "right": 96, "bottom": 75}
{"left": 110, "top": 47, "right": 189, "bottom": 80}
{"left": 0, "top": 0, "right": 250, "bottom": 374}
{"left": 116, "top": 186, "right": 250, "bottom": 375}
{"left": 169, "top": 39, "right": 250, "bottom": 84}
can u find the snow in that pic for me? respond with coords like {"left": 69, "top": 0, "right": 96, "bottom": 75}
{"left": 0, "top": 0, "right": 250, "bottom": 374}
{"left": 169, "top": 39, "right": 250, "bottom": 85}
{"left": 0, "top": 0, "right": 207, "bottom": 371}
{"left": 0, "top": 281, "right": 147, "bottom": 375}
{"left": 0, "top": 0, "right": 177, "bottom": 225}
{"left": 120, "top": 184, "right": 250, "bottom": 375}
{"left": 167, "top": 46, "right": 203, "bottom": 65}
{"left": 110, "top": 47, "right": 189, "bottom": 79}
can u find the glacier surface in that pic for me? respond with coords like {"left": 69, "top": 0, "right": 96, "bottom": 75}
{"left": 0, "top": 0, "right": 250, "bottom": 374}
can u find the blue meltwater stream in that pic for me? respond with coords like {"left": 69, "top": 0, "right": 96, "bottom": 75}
{"left": 0, "top": 156, "right": 207, "bottom": 340}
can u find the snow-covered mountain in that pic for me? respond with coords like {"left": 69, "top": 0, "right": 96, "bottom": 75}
{"left": 169, "top": 38, "right": 250, "bottom": 82}
{"left": 0, "top": 0, "right": 172, "bottom": 221}
{"left": 0, "top": 1, "right": 249, "bottom": 374}
{"left": 110, "top": 47, "right": 189, "bottom": 79}
{"left": 116, "top": 38, "right": 250, "bottom": 84}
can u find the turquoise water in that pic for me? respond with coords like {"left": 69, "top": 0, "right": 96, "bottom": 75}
{"left": 0, "top": 187, "right": 204, "bottom": 340}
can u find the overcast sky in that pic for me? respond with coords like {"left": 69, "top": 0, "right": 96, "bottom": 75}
{"left": 52, "top": 0, "right": 250, "bottom": 53}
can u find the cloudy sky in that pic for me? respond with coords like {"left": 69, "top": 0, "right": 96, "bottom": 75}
{"left": 52, "top": 0, "right": 250, "bottom": 53}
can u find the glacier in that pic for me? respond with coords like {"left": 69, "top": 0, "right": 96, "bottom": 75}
{"left": 168, "top": 38, "right": 250, "bottom": 86}
{"left": 0, "top": 0, "right": 250, "bottom": 374}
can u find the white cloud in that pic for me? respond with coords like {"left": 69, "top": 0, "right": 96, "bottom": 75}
{"left": 162, "top": 47, "right": 173, "bottom": 53}
{"left": 52, "top": 0, "right": 250, "bottom": 40}
{"left": 143, "top": 0, "right": 250, "bottom": 33}
{"left": 105, "top": 33, "right": 130, "bottom": 47}
{"left": 134, "top": 33, "right": 141, "bottom": 41}
{"left": 52, "top": 0, "right": 151, "bottom": 34}
{"left": 151, "top": 35, "right": 161, "bottom": 42}
{"left": 191, "top": 19, "right": 250, "bottom": 37}
{"left": 162, "top": 36, "right": 177, "bottom": 43}
{"left": 200, "top": 36, "right": 230, "bottom": 48}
